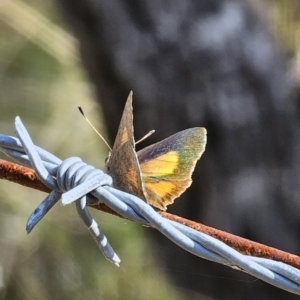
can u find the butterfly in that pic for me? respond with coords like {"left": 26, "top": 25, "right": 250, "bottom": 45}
{"left": 105, "top": 91, "right": 207, "bottom": 210}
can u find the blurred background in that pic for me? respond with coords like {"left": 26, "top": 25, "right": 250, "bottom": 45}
{"left": 1, "top": 0, "right": 300, "bottom": 299}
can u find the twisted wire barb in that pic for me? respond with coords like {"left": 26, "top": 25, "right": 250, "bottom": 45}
{"left": 0, "top": 118, "right": 300, "bottom": 294}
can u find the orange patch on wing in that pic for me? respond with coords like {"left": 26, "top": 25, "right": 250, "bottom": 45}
{"left": 140, "top": 151, "right": 179, "bottom": 176}
{"left": 144, "top": 178, "right": 191, "bottom": 210}
{"left": 120, "top": 128, "right": 129, "bottom": 146}
{"left": 145, "top": 181, "right": 176, "bottom": 198}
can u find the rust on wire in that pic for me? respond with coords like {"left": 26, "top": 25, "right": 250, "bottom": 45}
{"left": 0, "top": 159, "right": 50, "bottom": 193}
{"left": 1, "top": 158, "right": 300, "bottom": 269}
{"left": 159, "top": 212, "right": 300, "bottom": 269}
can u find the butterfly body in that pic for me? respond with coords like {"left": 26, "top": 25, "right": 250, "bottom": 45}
{"left": 105, "top": 91, "right": 207, "bottom": 211}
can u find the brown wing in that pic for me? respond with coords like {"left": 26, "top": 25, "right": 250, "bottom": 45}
{"left": 105, "top": 91, "right": 146, "bottom": 200}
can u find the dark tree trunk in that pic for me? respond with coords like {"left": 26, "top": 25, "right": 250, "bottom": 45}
{"left": 55, "top": 0, "right": 300, "bottom": 299}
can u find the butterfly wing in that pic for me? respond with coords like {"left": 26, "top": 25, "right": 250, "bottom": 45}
{"left": 137, "top": 128, "right": 207, "bottom": 210}
{"left": 105, "top": 91, "right": 146, "bottom": 201}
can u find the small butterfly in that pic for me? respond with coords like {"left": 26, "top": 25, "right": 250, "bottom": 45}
{"left": 105, "top": 91, "right": 207, "bottom": 210}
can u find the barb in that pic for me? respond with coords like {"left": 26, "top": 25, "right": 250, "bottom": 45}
{"left": 1, "top": 118, "right": 300, "bottom": 294}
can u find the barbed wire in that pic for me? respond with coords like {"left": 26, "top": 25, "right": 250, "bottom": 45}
{"left": 0, "top": 117, "right": 300, "bottom": 294}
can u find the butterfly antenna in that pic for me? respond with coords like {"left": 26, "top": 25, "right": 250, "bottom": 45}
{"left": 135, "top": 130, "right": 155, "bottom": 145}
{"left": 78, "top": 106, "right": 112, "bottom": 151}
